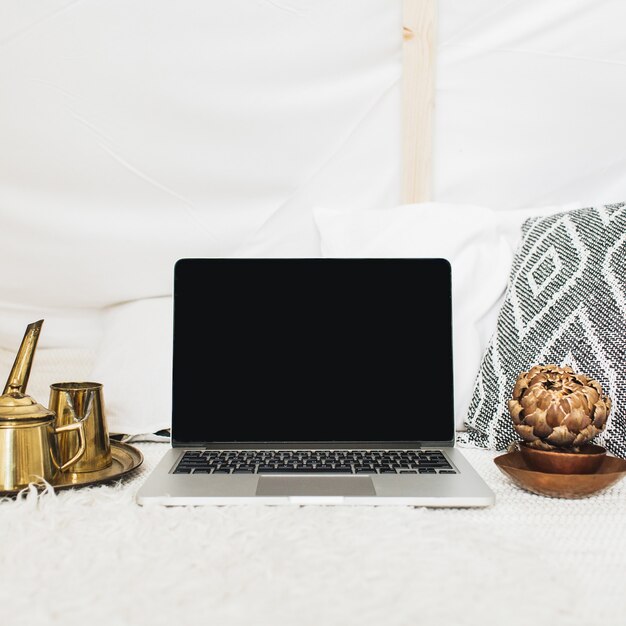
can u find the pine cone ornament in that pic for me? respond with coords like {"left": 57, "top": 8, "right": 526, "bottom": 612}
{"left": 508, "top": 364, "right": 611, "bottom": 451}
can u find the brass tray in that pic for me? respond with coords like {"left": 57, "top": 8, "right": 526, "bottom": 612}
{"left": 0, "top": 440, "right": 143, "bottom": 497}
{"left": 494, "top": 451, "right": 626, "bottom": 499}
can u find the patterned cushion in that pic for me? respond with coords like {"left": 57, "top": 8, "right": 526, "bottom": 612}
{"left": 460, "top": 203, "right": 626, "bottom": 458}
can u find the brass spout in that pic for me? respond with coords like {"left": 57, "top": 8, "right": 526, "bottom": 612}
{"left": 3, "top": 320, "right": 44, "bottom": 396}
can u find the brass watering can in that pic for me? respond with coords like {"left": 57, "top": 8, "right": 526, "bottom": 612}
{"left": 0, "top": 321, "right": 86, "bottom": 492}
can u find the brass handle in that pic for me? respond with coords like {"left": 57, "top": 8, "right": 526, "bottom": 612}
{"left": 54, "top": 421, "right": 87, "bottom": 471}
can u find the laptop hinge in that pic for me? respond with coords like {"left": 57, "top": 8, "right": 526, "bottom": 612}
{"left": 171, "top": 442, "right": 435, "bottom": 450}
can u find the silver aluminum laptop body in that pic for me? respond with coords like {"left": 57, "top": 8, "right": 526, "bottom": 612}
{"left": 136, "top": 258, "right": 494, "bottom": 507}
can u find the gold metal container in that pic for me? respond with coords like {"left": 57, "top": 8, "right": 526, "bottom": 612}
{"left": 50, "top": 382, "right": 112, "bottom": 472}
{"left": 0, "top": 320, "right": 86, "bottom": 491}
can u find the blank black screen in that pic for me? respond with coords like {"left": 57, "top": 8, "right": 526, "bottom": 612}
{"left": 172, "top": 258, "right": 454, "bottom": 444}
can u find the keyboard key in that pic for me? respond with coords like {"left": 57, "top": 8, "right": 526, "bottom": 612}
{"left": 259, "top": 467, "right": 353, "bottom": 474}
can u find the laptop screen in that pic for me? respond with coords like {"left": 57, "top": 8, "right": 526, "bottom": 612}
{"left": 172, "top": 258, "right": 454, "bottom": 445}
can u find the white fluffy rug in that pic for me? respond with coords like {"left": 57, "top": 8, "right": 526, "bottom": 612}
{"left": 1, "top": 444, "right": 625, "bottom": 626}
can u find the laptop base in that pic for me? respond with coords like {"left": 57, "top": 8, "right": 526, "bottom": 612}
{"left": 136, "top": 447, "right": 494, "bottom": 507}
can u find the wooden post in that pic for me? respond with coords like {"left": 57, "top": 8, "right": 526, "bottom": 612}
{"left": 402, "top": 0, "right": 436, "bottom": 204}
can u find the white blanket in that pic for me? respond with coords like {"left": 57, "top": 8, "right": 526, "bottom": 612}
{"left": 1, "top": 445, "right": 624, "bottom": 626}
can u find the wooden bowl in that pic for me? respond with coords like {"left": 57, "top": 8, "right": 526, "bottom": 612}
{"left": 494, "top": 451, "right": 626, "bottom": 499}
{"left": 518, "top": 443, "right": 606, "bottom": 474}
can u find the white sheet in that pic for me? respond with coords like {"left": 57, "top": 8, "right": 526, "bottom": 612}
{"left": 1, "top": 443, "right": 625, "bottom": 626}
{"left": 435, "top": 0, "right": 626, "bottom": 208}
{"left": 0, "top": 0, "right": 402, "bottom": 318}
{"left": 4, "top": 1, "right": 625, "bottom": 319}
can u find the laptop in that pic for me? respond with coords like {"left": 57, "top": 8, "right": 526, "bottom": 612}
{"left": 136, "top": 258, "right": 494, "bottom": 506}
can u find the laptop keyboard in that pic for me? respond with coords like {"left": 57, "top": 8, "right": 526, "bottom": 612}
{"left": 173, "top": 450, "right": 456, "bottom": 475}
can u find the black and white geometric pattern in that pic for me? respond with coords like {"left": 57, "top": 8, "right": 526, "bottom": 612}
{"left": 459, "top": 203, "right": 626, "bottom": 458}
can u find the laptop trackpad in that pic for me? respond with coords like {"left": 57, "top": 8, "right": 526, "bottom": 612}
{"left": 256, "top": 476, "right": 376, "bottom": 497}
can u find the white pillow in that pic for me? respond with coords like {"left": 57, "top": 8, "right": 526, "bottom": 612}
{"left": 89, "top": 298, "right": 172, "bottom": 436}
{"left": 80, "top": 201, "right": 579, "bottom": 437}
{"left": 314, "top": 202, "right": 578, "bottom": 429}
{"left": 0, "top": 303, "right": 103, "bottom": 352}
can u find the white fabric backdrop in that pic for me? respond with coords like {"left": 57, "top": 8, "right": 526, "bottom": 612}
{"left": 1, "top": 0, "right": 625, "bottom": 434}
